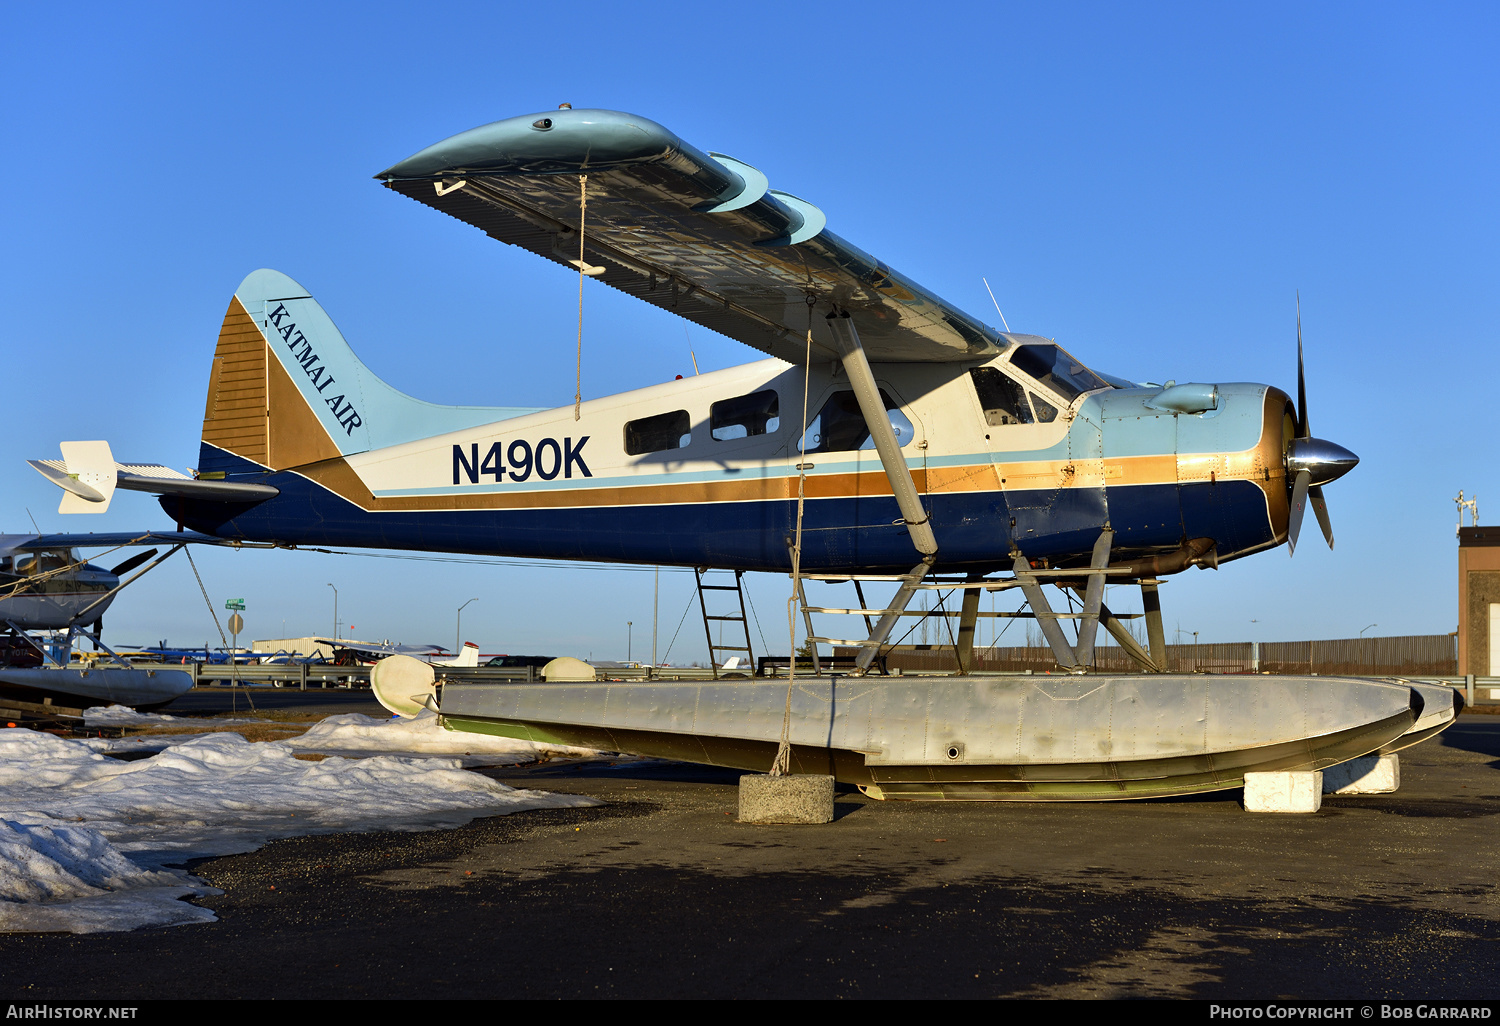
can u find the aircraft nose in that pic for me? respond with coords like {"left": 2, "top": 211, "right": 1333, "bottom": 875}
{"left": 1286, "top": 437, "right": 1359, "bottom": 487}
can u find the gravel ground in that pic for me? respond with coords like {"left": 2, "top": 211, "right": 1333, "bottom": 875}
{"left": 0, "top": 713, "right": 1495, "bottom": 1000}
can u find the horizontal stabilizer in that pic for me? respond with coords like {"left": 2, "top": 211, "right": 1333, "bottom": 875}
{"left": 45, "top": 441, "right": 118, "bottom": 514}
{"left": 30, "top": 448, "right": 279, "bottom": 513}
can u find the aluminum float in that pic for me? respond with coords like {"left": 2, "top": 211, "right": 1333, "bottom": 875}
{"left": 436, "top": 673, "right": 1424, "bottom": 802}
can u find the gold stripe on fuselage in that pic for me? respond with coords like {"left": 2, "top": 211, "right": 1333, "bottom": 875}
{"left": 291, "top": 446, "right": 1273, "bottom": 515}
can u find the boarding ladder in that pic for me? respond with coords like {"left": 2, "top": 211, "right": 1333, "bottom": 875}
{"left": 694, "top": 568, "right": 755, "bottom": 679}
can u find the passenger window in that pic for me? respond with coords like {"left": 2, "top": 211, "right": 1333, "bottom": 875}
{"left": 711, "top": 389, "right": 780, "bottom": 441}
{"left": 624, "top": 410, "right": 691, "bottom": 455}
{"left": 970, "top": 368, "right": 1035, "bottom": 426}
{"left": 798, "top": 390, "right": 914, "bottom": 454}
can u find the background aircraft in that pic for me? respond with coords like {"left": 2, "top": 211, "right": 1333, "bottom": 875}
{"left": 0, "top": 530, "right": 228, "bottom": 648}
{"left": 0, "top": 531, "right": 234, "bottom": 710}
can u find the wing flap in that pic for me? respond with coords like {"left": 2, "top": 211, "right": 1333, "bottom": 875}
{"left": 377, "top": 109, "right": 1005, "bottom": 364}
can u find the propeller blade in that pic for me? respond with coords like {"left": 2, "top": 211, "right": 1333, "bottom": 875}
{"left": 1288, "top": 469, "right": 1311, "bottom": 556}
{"left": 1309, "top": 484, "right": 1334, "bottom": 549}
{"left": 1295, "top": 292, "right": 1309, "bottom": 439}
{"left": 109, "top": 548, "right": 158, "bottom": 576}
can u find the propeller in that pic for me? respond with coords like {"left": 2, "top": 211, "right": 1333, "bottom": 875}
{"left": 109, "top": 548, "right": 159, "bottom": 576}
{"left": 1286, "top": 294, "right": 1358, "bottom": 555}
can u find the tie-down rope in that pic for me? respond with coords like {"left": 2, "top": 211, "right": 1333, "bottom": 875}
{"left": 771, "top": 298, "right": 818, "bottom": 776}
{"left": 574, "top": 174, "right": 588, "bottom": 422}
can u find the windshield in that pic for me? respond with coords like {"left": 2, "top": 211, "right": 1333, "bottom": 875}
{"left": 1008, "top": 344, "right": 1110, "bottom": 403}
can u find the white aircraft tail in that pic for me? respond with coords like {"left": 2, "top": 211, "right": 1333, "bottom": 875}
{"left": 433, "top": 642, "right": 480, "bottom": 668}
{"left": 200, "top": 269, "right": 543, "bottom": 473}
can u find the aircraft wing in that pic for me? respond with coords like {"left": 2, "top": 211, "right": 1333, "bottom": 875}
{"left": 0, "top": 531, "right": 247, "bottom": 556}
{"left": 325, "top": 639, "right": 444, "bottom": 657}
{"left": 376, "top": 109, "right": 1006, "bottom": 365}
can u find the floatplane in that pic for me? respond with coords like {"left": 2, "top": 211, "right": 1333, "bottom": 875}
{"left": 0, "top": 526, "right": 251, "bottom": 711}
{"left": 31, "top": 108, "right": 1459, "bottom": 798}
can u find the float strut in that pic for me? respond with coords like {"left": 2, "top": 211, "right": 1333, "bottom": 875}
{"left": 856, "top": 558, "right": 936, "bottom": 672}
{"left": 1013, "top": 556, "right": 1081, "bottom": 671}
{"left": 955, "top": 573, "right": 982, "bottom": 673}
{"left": 1142, "top": 580, "right": 1167, "bottom": 671}
{"left": 1071, "top": 528, "right": 1113, "bottom": 667}
{"left": 1099, "top": 603, "right": 1160, "bottom": 672}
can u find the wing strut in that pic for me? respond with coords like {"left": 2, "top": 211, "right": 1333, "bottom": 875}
{"left": 825, "top": 311, "right": 938, "bottom": 674}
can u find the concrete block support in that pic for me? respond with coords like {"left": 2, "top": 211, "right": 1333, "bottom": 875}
{"left": 739, "top": 774, "right": 835, "bottom": 824}
{"left": 1322, "top": 754, "right": 1400, "bottom": 794}
{"left": 1243, "top": 771, "right": 1323, "bottom": 813}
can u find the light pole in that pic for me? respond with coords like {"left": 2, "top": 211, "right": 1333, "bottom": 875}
{"left": 627, "top": 621, "right": 633, "bottom": 664}
{"left": 326, "top": 583, "right": 338, "bottom": 641}
{"left": 1360, "top": 623, "right": 1377, "bottom": 675}
{"left": 457, "top": 598, "right": 479, "bottom": 656}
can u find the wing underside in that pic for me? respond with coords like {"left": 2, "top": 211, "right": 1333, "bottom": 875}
{"left": 377, "top": 109, "right": 1004, "bottom": 365}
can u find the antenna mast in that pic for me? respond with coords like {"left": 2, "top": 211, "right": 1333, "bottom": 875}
{"left": 1455, "top": 490, "right": 1479, "bottom": 536}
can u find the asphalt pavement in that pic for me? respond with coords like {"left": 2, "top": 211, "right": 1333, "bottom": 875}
{"left": 0, "top": 708, "right": 1495, "bottom": 1000}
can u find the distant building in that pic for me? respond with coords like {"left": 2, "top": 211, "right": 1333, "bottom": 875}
{"left": 1457, "top": 527, "right": 1500, "bottom": 675}
{"left": 252, "top": 636, "right": 336, "bottom": 660}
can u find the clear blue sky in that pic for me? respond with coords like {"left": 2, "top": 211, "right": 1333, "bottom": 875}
{"left": 3, "top": 1, "right": 1495, "bottom": 658}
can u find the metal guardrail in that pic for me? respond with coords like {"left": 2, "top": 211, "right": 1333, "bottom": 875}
{"left": 153, "top": 662, "right": 732, "bottom": 688}
{"left": 157, "top": 662, "right": 546, "bottom": 688}
{"left": 1406, "top": 677, "right": 1500, "bottom": 707}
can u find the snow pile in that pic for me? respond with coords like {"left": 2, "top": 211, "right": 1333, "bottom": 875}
{"left": 286, "top": 709, "right": 607, "bottom": 765}
{"left": 0, "top": 820, "right": 214, "bottom": 934}
{"left": 0, "top": 727, "right": 598, "bottom": 934}
{"left": 83, "top": 705, "right": 259, "bottom": 728}
{"left": 82, "top": 706, "right": 609, "bottom": 766}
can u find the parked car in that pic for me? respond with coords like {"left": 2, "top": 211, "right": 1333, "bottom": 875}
{"left": 484, "top": 654, "right": 555, "bottom": 669}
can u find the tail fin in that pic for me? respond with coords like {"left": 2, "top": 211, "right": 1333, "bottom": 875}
{"left": 200, "top": 269, "right": 539, "bottom": 474}
{"left": 434, "top": 642, "right": 480, "bottom": 668}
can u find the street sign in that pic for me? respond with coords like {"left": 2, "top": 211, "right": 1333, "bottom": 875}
{"left": 227, "top": 613, "right": 244, "bottom": 636}
{"left": 225, "top": 598, "right": 246, "bottom": 611}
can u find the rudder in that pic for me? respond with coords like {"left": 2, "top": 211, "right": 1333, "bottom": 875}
{"left": 200, "top": 269, "right": 540, "bottom": 475}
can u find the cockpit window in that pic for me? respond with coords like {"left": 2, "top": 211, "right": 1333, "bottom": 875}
{"left": 970, "top": 368, "right": 1034, "bottom": 425}
{"left": 1009, "top": 344, "right": 1110, "bottom": 403}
